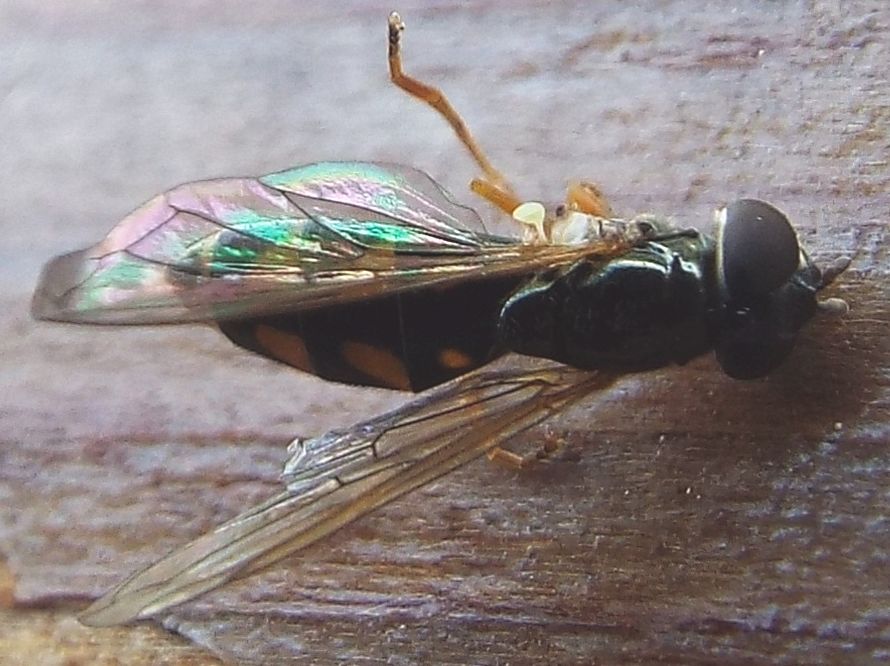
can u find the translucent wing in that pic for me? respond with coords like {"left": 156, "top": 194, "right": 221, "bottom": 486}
{"left": 79, "top": 364, "right": 618, "bottom": 626}
{"left": 32, "top": 162, "right": 610, "bottom": 325}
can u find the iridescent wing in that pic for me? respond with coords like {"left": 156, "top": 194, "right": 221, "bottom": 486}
{"left": 32, "top": 162, "right": 611, "bottom": 325}
{"left": 79, "top": 364, "right": 618, "bottom": 626}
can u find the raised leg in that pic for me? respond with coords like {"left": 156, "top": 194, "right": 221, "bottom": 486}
{"left": 470, "top": 178, "right": 524, "bottom": 216}
{"left": 388, "top": 12, "right": 522, "bottom": 215}
{"left": 388, "top": 12, "right": 617, "bottom": 223}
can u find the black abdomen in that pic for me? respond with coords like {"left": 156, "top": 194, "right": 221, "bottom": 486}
{"left": 218, "top": 275, "right": 523, "bottom": 391}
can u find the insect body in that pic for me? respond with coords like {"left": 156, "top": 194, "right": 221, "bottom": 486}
{"left": 500, "top": 201, "right": 841, "bottom": 380}
{"left": 31, "top": 13, "right": 848, "bottom": 625}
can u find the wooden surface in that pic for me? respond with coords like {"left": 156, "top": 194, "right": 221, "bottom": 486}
{"left": 2, "top": 1, "right": 888, "bottom": 664}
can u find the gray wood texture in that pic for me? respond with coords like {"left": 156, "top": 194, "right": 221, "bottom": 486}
{"left": 2, "top": 1, "right": 887, "bottom": 663}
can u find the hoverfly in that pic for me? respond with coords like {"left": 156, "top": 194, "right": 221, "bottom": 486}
{"left": 32, "top": 13, "right": 849, "bottom": 626}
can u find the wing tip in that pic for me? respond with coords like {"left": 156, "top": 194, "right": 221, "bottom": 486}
{"left": 78, "top": 595, "right": 148, "bottom": 627}
{"left": 32, "top": 249, "right": 172, "bottom": 325}
{"left": 31, "top": 249, "right": 90, "bottom": 323}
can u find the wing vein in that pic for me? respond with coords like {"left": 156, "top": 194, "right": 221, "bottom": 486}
{"left": 79, "top": 365, "right": 618, "bottom": 626}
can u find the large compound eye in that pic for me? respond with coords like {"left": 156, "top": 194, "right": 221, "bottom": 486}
{"left": 717, "top": 199, "right": 801, "bottom": 301}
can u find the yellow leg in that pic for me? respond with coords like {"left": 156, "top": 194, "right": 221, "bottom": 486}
{"left": 566, "top": 181, "right": 614, "bottom": 218}
{"left": 388, "top": 13, "right": 616, "bottom": 222}
{"left": 388, "top": 12, "right": 522, "bottom": 215}
{"left": 486, "top": 430, "right": 564, "bottom": 471}
{"left": 470, "top": 178, "right": 523, "bottom": 216}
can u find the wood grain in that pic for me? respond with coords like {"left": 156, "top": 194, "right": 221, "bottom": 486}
{"left": 2, "top": 1, "right": 887, "bottom": 664}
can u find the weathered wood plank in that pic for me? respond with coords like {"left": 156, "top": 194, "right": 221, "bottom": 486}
{"left": 2, "top": 1, "right": 887, "bottom": 663}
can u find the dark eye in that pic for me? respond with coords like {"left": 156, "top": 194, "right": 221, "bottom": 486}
{"left": 717, "top": 199, "right": 801, "bottom": 301}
